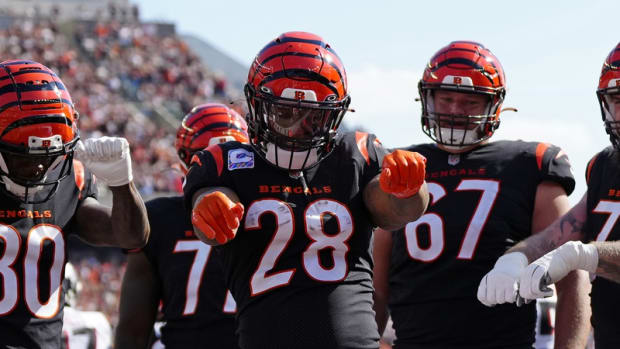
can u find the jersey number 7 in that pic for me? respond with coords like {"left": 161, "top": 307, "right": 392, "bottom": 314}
{"left": 173, "top": 240, "right": 236, "bottom": 315}
{"left": 592, "top": 200, "right": 620, "bottom": 242}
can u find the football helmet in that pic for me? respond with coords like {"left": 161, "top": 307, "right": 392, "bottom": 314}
{"left": 175, "top": 103, "right": 249, "bottom": 170}
{"left": 419, "top": 41, "right": 506, "bottom": 149}
{"left": 245, "top": 31, "right": 350, "bottom": 171}
{"left": 0, "top": 60, "right": 79, "bottom": 203}
{"left": 597, "top": 42, "right": 620, "bottom": 149}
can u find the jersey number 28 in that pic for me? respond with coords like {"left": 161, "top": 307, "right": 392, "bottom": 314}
{"left": 245, "top": 199, "right": 353, "bottom": 296}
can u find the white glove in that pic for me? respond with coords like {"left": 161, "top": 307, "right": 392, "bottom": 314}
{"left": 519, "top": 241, "right": 598, "bottom": 300}
{"left": 75, "top": 137, "right": 133, "bottom": 187}
{"left": 477, "top": 252, "right": 528, "bottom": 307}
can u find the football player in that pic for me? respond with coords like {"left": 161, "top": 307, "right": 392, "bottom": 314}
{"left": 484, "top": 42, "right": 620, "bottom": 349}
{"left": 183, "top": 31, "right": 429, "bottom": 349}
{"left": 373, "top": 41, "right": 591, "bottom": 348}
{"left": 115, "top": 103, "right": 247, "bottom": 349}
{"left": 0, "top": 60, "right": 149, "bottom": 348}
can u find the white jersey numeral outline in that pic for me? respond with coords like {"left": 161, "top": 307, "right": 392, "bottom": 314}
{"left": 404, "top": 180, "right": 499, "bottom": 262}
{"left": 592, "top": 200, "right": 620, "bottom": 242}
{"left": 0, "top": 223, "right": 65, "bottom": 318}
{"left": 245, "top": 198, "right": 353, "bottom": 296}
{"left": 173, "top": 239, "right": 236, "bottom": 315}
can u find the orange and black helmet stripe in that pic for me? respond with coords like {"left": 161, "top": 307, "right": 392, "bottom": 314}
{"left": 177, "top": 104, "right": 247, "bottom": 151}
{"left": 429, "top": 41, "right": 502, "bottom": 87}
{"left": 249, "top": 33, "right": 346, "bottom": 98}
{"left": 0, "top": 114, "right": 72, "bottom": 138}
{"left": 601, "top": 45, "right": 620, "bottom": 76}
{"left": 0, "top": 60, "right": 77, "bottom": 147}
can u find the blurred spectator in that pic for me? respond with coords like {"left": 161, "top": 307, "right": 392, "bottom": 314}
{"left": 72, "top": 258, "right": 125, "bottom": 328}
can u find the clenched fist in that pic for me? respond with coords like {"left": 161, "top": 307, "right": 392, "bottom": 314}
{"left": 519, "top": 241, "right": 598, "bottom": 300}
{"left": 379, "top": 150, "right": 426, "bottom": 198}
{"left": 192, "top": 191, "right": 244, "bottom": 244}
{"left": 75, "top": 137, "right": 133, "bottom": 187}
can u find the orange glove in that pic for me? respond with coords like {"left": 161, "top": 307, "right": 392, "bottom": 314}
{"left": 191, "top": 191, "right": 244, "bottom": 244}
{"left": 379, "top": 150, "right": 426, "bottom": 198}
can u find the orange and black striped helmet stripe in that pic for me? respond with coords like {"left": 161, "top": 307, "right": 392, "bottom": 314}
{"left": 601, "top": 44, "right": 620, "bottom": 78}
{"left": 0, "top": 60, "right": 76, "bottom": 146}
{"left": 177, "top": 104, "right": 247, "bottom": 151}
{"left": 249, "top": 32, "right": 347, "bottom": 98}
{"left": 428, "top": 41, "right": 503, "bottom": 87}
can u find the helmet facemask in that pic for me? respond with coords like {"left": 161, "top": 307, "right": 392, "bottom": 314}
{"left": 0, "top": 134, "right": 78, "bottom": 204}
{"left": 597, "top": 79, "right": 620, "bottom": 149}
{"left": 420, "top": 82, "right": 503, "bottom": 150}
{"left": 246, "top": 84, "right": 350, "bottom": 171}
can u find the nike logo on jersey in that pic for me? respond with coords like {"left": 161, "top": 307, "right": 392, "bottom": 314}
{"left": 228, "top": 149, "right": 254, "bottom": 170}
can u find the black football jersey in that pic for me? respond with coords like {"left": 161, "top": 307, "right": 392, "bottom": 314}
{"left": 388, "top": 141, "right": 574, "bottom": 349}
{"left": 583, "top": 146, "right": 620, "bottom": 349}
{"left": 183, "top": 132, "right": 386, "bottom": 349}
{"left": 0, "top": 160, "right": 97, "bottom": 349}
{"left": 140, "top": 196, "right": 238, "bottom": 349}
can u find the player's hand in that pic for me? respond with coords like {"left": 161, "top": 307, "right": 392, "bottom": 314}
{"left": 519, "top": 241, "right": 598, "bottom": 300}
{"left": 477, "top": 252, "right": 528, "bottom": 306}
{"left": 75, "top": 137, "right": 132, "bottom": 187}
{"left": 379, "top": 150, "right": 426, "bottom": 198}
{"left": 191, "top": 191, "right": 244, "bottom": 244}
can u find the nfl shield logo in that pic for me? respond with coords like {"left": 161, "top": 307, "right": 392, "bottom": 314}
{"left": 448, "top": 154, "right": 460, "bottom": 166}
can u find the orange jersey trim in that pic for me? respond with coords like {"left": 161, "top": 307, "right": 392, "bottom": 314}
{"left": 205, "top": 144, "right": 224, "bottom": 177}
{"left": 72, "top": 160, "right": 85, "bottom": 198}
{"left": 535, "top": 143, "right": 550, "bottom": 171}
{"left": 190, "top": 154, "right": 203, "bottom": 167}
{"left": 355, "top": 131, "right": 370, "bottom": 165}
